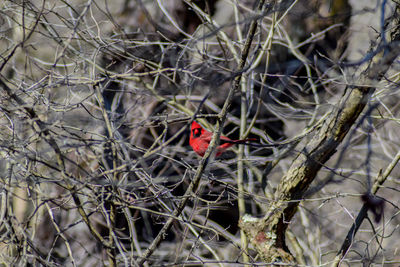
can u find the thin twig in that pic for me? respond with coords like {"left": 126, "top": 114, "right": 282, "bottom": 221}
{"left": 331, "top": 151, "right": 400, "bottom": 267}
{"left": 137, "top": 0, "right": 266, "bottom": 264}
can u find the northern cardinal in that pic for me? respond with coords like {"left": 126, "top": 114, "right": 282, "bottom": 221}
{"left": 189, "top": 121, "right": 257, "bottom": 157}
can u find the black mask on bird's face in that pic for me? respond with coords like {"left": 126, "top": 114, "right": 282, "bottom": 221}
{"left": 192, "top": 128, "right": 202, "bottom": 138}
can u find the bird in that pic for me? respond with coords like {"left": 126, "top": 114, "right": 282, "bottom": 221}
{"left": 189, "top": 121, "right": 257, "bottom": 157}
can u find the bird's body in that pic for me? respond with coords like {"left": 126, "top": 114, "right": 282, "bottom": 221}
{"left": 189, "top": 121, "right": 256, "bottom": 157}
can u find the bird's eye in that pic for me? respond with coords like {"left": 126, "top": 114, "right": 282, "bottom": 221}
{"left": 192, "top": 128, "right": 201, "bottom": 138}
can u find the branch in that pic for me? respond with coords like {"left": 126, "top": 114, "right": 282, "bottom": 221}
{"left": 0, "top": 77, "right": 111, "bottom": 250}
{"left": 137, "top": 0, "right": 268, "bottom": 264}
{"left": 239, "top": 39, "right": 400, "bottom": 265}
{"left": 331, "top": 151, "right": 400, "bottom": 266}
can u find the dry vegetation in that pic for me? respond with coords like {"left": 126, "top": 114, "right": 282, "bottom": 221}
{"left": 1, "top": 0, "right": 400, "bottom": 266}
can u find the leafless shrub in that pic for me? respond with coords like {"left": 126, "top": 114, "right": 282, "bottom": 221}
{"left": 1, "top": 0, "right": 400, "bottom": 266}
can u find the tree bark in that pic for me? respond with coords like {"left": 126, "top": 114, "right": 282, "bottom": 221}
{"left": 239, "top": 13, "right": 400, "bottom": 263}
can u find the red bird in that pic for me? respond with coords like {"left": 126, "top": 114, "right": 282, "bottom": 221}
{"left": 189, "top": 121, "right": 256, "bottom": 157}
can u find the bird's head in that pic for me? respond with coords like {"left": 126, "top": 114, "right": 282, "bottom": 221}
{"left": 190, "top": 121, "right": 203, "bottom": 139}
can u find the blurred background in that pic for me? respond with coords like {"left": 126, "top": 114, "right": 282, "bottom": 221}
{"left": 0, "top": 0, "right": 400, "bottom": 266}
